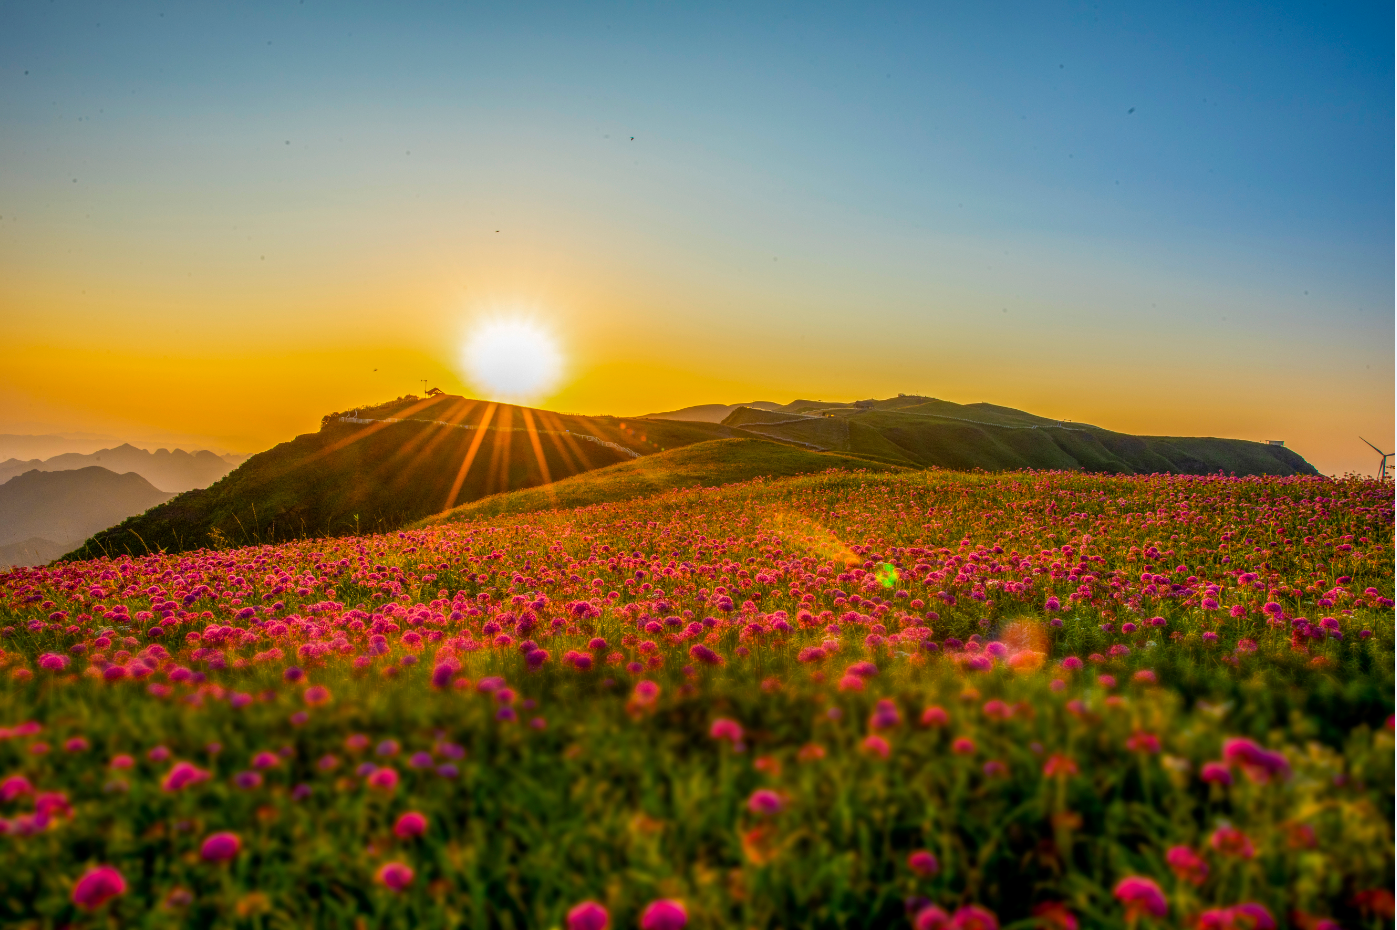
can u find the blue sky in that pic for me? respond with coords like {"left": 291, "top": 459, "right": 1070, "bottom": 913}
{"left": 0, "top": 1, "right": 1391, "bottom": 472}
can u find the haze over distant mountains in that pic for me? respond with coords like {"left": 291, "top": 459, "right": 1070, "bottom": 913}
{"left": 0, "top": 468, "right": 175, "bottom": 569}
{"left": 0, "top": 441, "right": 249, "bottom": 569}
{"left": 0, "top": 444, "right": 247, "bottom": 493}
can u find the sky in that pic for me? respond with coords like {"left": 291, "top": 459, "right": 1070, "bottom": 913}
{"left": 0, "top": 1, "right": 1391, "bottom": 474}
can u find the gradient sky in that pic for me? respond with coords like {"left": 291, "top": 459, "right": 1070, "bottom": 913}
{"left": 1, "top": 1, "right": 1391, "bottom": 474}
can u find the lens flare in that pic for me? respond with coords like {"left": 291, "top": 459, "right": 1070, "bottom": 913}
{"left": 459, "top": 318, "right": 563, "bottom": 402}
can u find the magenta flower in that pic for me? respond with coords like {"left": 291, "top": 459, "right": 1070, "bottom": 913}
{"left": 707, "top": 721, "right": 749, "bottom": 750}
{"left": 1113, "top": 876, "right": 1167, "bottom": 919}
{"left": 367, "top": 767, "right": 400, "bottom": 792}
{"left": 233, "top": 771, "right": 263, "bottom": 790}
{"left": 161, "top": 762, "right": 210, "bottom": 792}
{"left": 251, "top": 751, "right": 279, "bottom": 769}
{"left": 914, "top": 905, "right": 951, "bottom": 929}
{"left": 950, "top": 905, "right": 999, "bottom": 930}
{"left": 1221, "top": 738, "right": 1290, "bottom": 783}
{"left": 1060, "top": 656, "right": 1083, "bottom": 671}
{"left": 1210, "top": 824, "right": 1255, "bottom": 858}
{"left": 747, "top": 789, "right": 784, "bottom": 816}
{"left": 920, "top": 706, "right": 949, "bottom": 727}
{"left": 377, "top": 861, "right": 415, "bottom": 892}
{"left": 863, "top": 734, "right": 891, "bottom": 759}
{"left": 907, "top": 849, "right": 940, "bottom": 877}
{"left": 639, "top": 899, "right": 688, "bottom": 930}
{"left": 71, "top": 865, "right": 126, "bottom": 910}
{"left": 1200, "top": 762, "right": 1232, "bottom": 785}
{"left": 1165, "top": 845, "right": 1208, "bottom": 885}
{"left": 1229, "top": 903, "right": 1276, "bottom": 930}
{"left": 394, "top": 811, "right": 428, "bottom": 839}
{"left": 200, "top": 831, "right": 241, "bottom": 862}
{"left": 0, "top": 775, "right": 33, "bottom": 802}
{"left": 566, "top": 900, "right": 610, "bottom": 930}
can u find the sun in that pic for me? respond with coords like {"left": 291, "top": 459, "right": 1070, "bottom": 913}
{"left": 459, "top": 317, "right": 563, "bottom": 403}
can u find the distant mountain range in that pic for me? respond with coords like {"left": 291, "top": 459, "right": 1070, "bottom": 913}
{"left": 66, "top": 392, "right": 1319, "bottom": 561}
{"left": 0, "top": 467, "right": 175, "bottom": 568}
{"left": 0, "top": 444, "right": 246, "bottom": 493}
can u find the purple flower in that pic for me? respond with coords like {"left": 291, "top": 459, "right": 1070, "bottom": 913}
{"left": 232, "top": 771, "right": 263, "bottom": 790}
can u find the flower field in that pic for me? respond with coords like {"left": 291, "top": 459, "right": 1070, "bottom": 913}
{"left": 0, "top": 468, "right": 1392, "bottom": 929}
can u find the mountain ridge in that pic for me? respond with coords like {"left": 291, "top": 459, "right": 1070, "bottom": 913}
{"left": 0, "top": 444, "right": 247, "bottom": 493}
{"left": 64, "top": 392, "right": 1321, "bottom": 560}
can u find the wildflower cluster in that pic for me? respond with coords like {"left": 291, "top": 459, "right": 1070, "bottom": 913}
{"left": 0, "top": 469, "right": 1391, "bottom": 927}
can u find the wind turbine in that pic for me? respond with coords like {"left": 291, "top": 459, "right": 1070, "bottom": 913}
{"left": 1359, "top": 437, "right": 1393, "bottom": 479}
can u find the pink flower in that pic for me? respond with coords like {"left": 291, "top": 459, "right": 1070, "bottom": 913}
{"left": 709, "top": 718, "right": 744, "bottom": 743}
{"left": 639, "top": 899, "right": 688, "bottom": 930}
{"left": 0, "top": 775, "right": 33, "bottom": 802}
{"left": 951, "top": 904, "right": 999, "bottom": 930}
{"left": 367, "top": 767, "right": 400, "bottom": 792}
{"left": 952, "top": 737, "right": 975, "bottom": 755}
{"left": 1210, "top": 824, "right": 1255, "bottom": 858}
{"left": 1230, "top": 903, "right": 1276, "bottom": 930}
{"left": 161, "top": 762, "right": 210, "bottom": 792}
{"left": 200, "top": 832, "right": 241, "bottom": 861}
{"left": 920, "top": 705, "right": 949, "bottom": 727}
{"left": 1221, "top": 738, "right": 1289, "bottom": 783}
{"left": 377, "top": 861, "right": 414, "bottom": 892}
{"left": 1113, "top": 876, "right": 1167, "bottom": 919}
{"left": 1200, "top": 762, "right": 1232, "bottom": 785}
{"left": 1043, "top": 755, "right": 1078, "bottom": 778}
{"left": 1165, "top": 845, "right": 1208, "bottom": 885}
{"left": 566, "top": 900, "right": 610, "bottom": 930}
{"left": 394, "top": 811, "right": 428, "bottom": 839}
{"left": 908, "top": 849, "right": 940, "bottom": 876}
{"left": 72, "top": 865, "right": 126, "bottom": 910}
{"left": 862, "top": 734, "right": 891, "bottom": 759}
{"left": 914, "top": 905, "right": 952, "bottom": 930}
{"left": 1125, "top": 732, "right": 1161, "bottom": 753}
{"left": 747, "top": 789, "right": 784, "bottom": 816}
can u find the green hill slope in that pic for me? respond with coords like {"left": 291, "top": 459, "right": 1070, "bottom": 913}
{"left": 418, "top": 438, "right": 903, "bottom": 524}
{"left": 720, "top": 403, "right": 1318, "bottom": 477}
{"left": 64, "top": 396, "right": 757, "bottom": 559}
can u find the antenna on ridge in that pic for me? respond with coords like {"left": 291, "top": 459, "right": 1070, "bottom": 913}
{"left": 1359, "top": 437, "right": 1392, "bottom": 479}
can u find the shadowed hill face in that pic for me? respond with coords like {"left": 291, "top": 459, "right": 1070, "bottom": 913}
{"left": 0, "top": 467, "right": 174, "bottom": 551}
{"left": 66, "top": 396, "right": 750, "bottom": 559}
{"left": 418, "top": 437, "right": 904, "bottom": 524}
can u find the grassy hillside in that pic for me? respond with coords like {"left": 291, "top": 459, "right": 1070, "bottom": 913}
{"left": 63, "top": 391, "right": 1319, "bottom": 560}
{"left": 418, "top": 437, "right": 903, "bottom": 524}
{"left": 720, "top": 403, "right": 1319, "bottom": 476}
{"left": 64, "top": 397, "right": 757, "bottom": 559}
